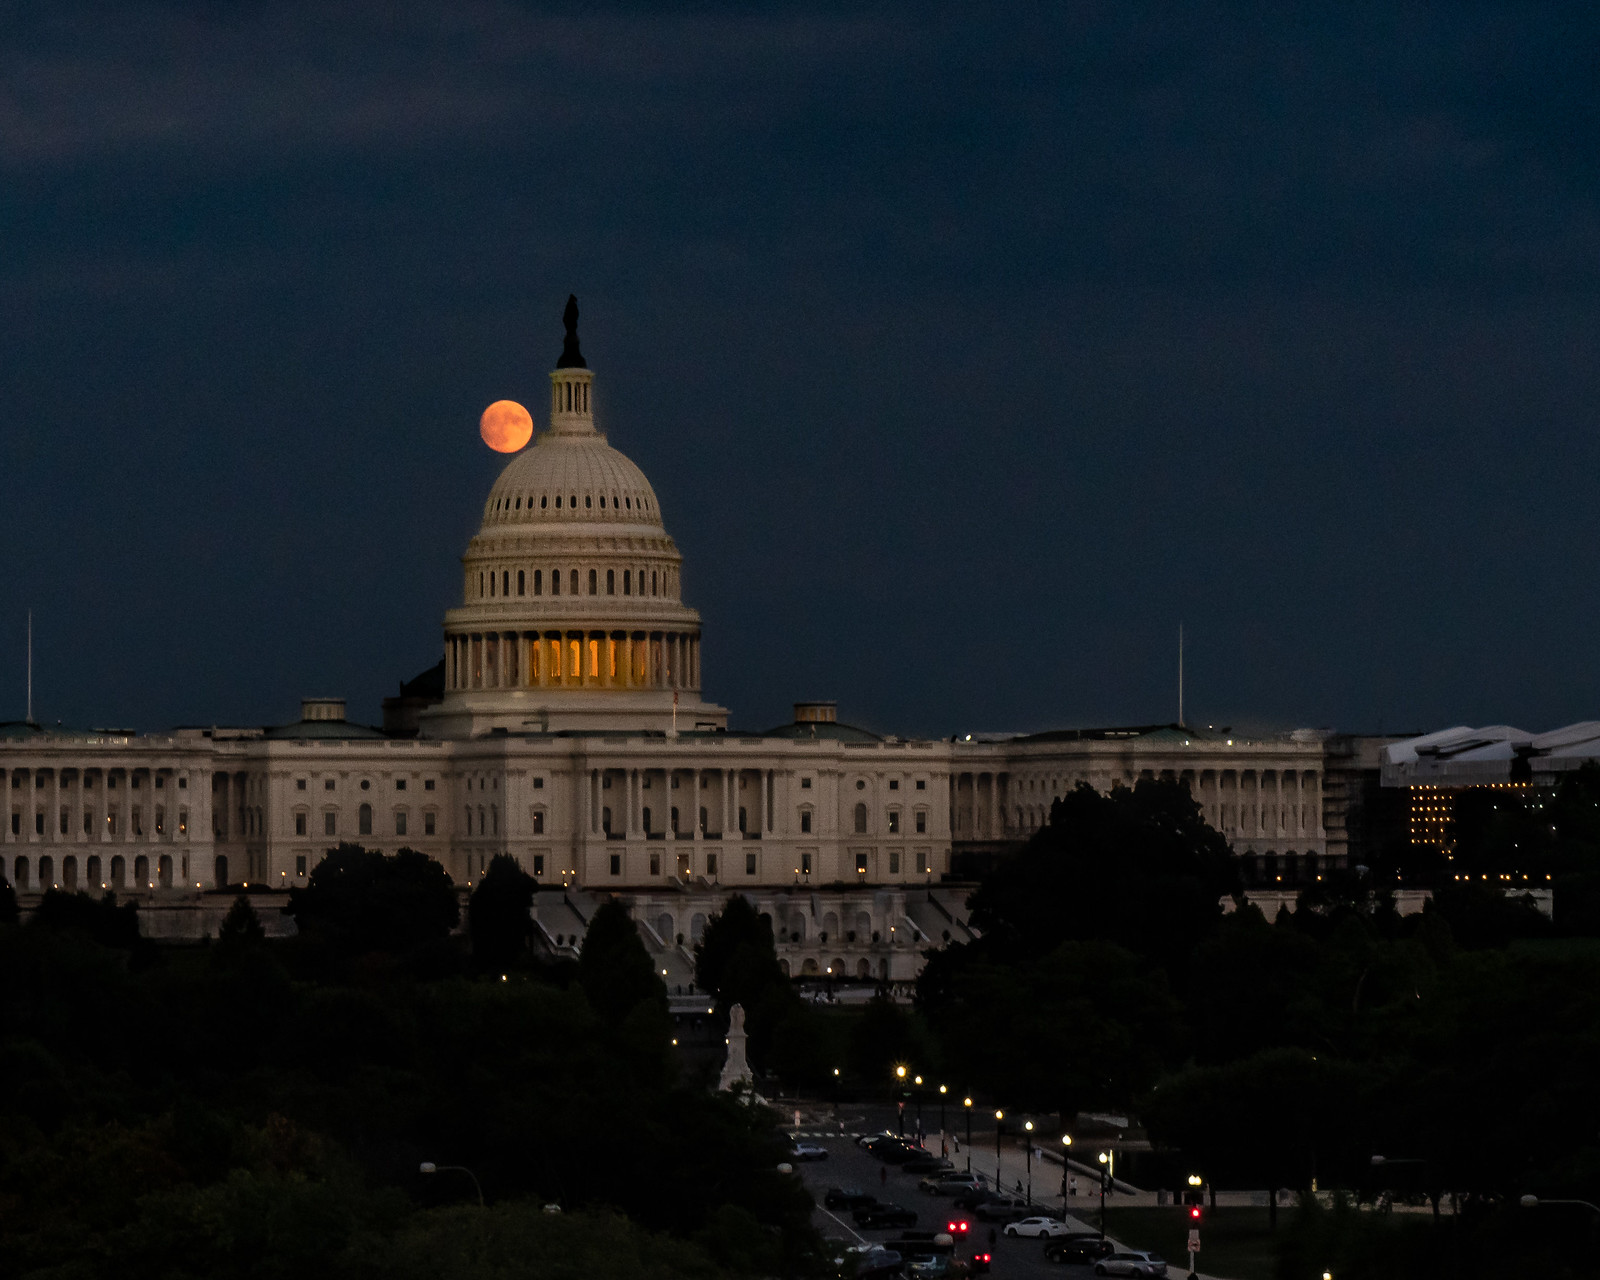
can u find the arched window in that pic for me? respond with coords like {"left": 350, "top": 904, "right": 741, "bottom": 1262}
{"left": 623, "top": 569, "right": 631, "bottom": 595}
{"left": 607, "top": 569, "right": 615, "bottom": 594}
{"left": 517, "top": 570, "right": 525, "bottom": 595}
{"left": 552, "top": 571, "right": 561, "bottom": 596}
{"left": 540, "top": 495, "right": 547, "bottom": 508}
{"left": 489, "top": 573, "right": 495, "bottom": 597}
{"left": 358, "top": 803, "right": 372, "bottom": 835}
{"left": 588, "top": 568, "right": 598, "bottom": 594}
{"left": 555, "top": 495, "right": 562, "bottom": 509}
{"left": 569, "top": 494, "right": 576, "bottom": 510}
{"left": 854, "top": 802, "right": 868, "bottom": 834}
{"left": 478, "top": 806, "right": 487, "bottom": 835}
{"left": 479, "top": 571, "right": 485, "bottom": 597}
{"left": 533, "top": 569, "right": 542, "bottom": 595}
{"left": 502, "top": 570, "right": 509, "bottom": 596}
{"left": 652, "top": 570, "right": 658, "bottom": 595}
{"left": 585, "top": 494, "right": 592, "bottom": 508}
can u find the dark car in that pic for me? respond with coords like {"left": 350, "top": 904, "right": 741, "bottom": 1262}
{"left": 854, "top": 1203, "right": 918, "bottom": 1229}
{"left": 867, "top": 1138, "right": 920, "bottom": 1164}
{"left": 951, "top": 1186, "right": 996, "bottom": 1210}
{"left": 973, "top": 1195, "right": 1030, "bottom": 1223}
{"left": 825, "top": 1187, "right": 878, "bottom": 1210}
{"left": 1045, "top": 1235, "right": 1116, "bottom": 1265}
{"left": 969, "top": 1249, "right": 993, "bottom": 1274}
{"left": 902, "top": 1153, "right": 955, "bottom": 1176}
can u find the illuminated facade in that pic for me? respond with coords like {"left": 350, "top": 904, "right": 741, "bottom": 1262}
{"left": 1, "top": 304, "right": 1338, "bottom": 976}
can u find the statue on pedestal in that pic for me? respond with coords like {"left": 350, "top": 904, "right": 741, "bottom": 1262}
{"left": 718, "top": 1002, "right": 754, "bottom": 1093}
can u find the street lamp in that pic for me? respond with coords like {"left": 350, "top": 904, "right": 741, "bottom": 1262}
{"left": 1521, "top": 1194, "right": 1600, "bottom": 1215}
{"left": 420, "top": 1161, "right": 485, "bottom": 1207}
{"left": 938, "top": 1084, "right": 948, "bottom": 1156}
{"left": 1097, "top": 1150, "right": 1115, "bottom": 1240}
{"left": 995, "top": 1110, "right": 1005, "bottom": 1190}
{"left": 1024, "top": 1121, "right": 1034, "bottom": 1205}
{"left": 914, "top": 1075, "right": 924, "bottom": 1141}
{"left": 895, "top": 1065, "right": 907, "bottom": 1136}
{"left": 1060, "top": 1134, "right": 1074, "bottom": 1217}
{"left": 964, "top": 1097, "right": 973, "bottom": 1173}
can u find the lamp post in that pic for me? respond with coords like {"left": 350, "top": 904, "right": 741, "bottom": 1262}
{"left": 1024, "top": 1121, "right": 1034, "bottom": 1206}
{"left": 832, "top": 1066, "right": 840, "bottom": 1117}
{"left": 914, "top": 1075, "right": 924, "bottom": 1142}
{"left": 964, "top": 1097, "right": 973, "bottom": 1174}
{"left": 1060, "top": 1135, "right": 1075, "bottom": 1219}
{"left": 938, "top": 1084, "right": 948, "bottom": 1157}
{"left": 1521, "top": 1195, "right": 1600, "bottom": 1214}
{"left": 1186, "top": 1174, "right": 1203, "bottom": 1280}
{"left": 1097, "top": 1150, "right": 1115, "bottom": 1240}
{"left": 895, "top": 1065, "right": 907, "bottom": 1135}
{"left": 420, "top": 1161, "right": 485, "bottom": 1207}
{"left": 995, "top": 1110, "right": 1004, "bottom": 1190}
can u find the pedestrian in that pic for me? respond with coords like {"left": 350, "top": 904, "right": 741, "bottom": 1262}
{"left": 1016, "top": 1179, "right": 1023, "bottom": 1194}
{"left": 1069, "top": 1174, "right": 1077, "bottom": 1196}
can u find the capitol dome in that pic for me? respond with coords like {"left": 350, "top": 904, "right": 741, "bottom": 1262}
{"left": 422, "top": 298, "right": 728, "bottom": 739}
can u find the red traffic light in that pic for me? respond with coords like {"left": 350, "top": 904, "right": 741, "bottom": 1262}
{"left": 1188, "top": 1205, "right": 1202, "bottom": 1220}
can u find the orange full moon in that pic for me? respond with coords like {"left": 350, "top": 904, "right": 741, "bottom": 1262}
{"left": 479, "top": 399, "right": 533, "bottom": 453}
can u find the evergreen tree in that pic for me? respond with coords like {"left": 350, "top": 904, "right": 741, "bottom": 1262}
{"left": 468, "top": 855, "right": 538, "bottom": 973}
{"left": 577, "top": 900, "right": 666, "bottom": 1020}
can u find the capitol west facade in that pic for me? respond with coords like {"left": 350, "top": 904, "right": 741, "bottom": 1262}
{"left": 1, "top": 307, "right": 1336, "bottom": 981}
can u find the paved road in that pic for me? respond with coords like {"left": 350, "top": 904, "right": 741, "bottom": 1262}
{"left": 787, "top": 1104, "right": 1219, "bottom": 1280}
{"left": 792, "top": 1127, "right": 1109, "bottom": 1280}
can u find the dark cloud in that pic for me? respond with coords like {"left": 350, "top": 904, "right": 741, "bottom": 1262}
{"left": 3, "top": 2, "right": 1599, "bottom": 738}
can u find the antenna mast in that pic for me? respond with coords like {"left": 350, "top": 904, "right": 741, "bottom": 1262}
{"left": 1177, "top": 623, "right": 1184, "bottom": 729}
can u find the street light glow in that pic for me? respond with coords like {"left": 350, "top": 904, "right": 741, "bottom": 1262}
{"left": 1062, "top": 1134, "right": 1072, "bottom": 1147}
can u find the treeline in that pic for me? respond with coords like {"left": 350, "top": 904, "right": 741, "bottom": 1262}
{"left": 902, "top": 778, "right": 1600, "bottom": 1276}
{"left": 0, "top": 848, "right": 815, "bottom": 1280}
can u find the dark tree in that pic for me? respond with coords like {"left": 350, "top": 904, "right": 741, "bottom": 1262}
{"left": 0, "top": 878, "right": 17, "bottom": 926}
{"left": 577, "top": 899, "right": 666, "bottom": 1020}
{"left": 468, "top": 854, "right": 539, "bottom": 973}
{"left": 213, "top": 895, "right": 266, "bottom": 966}
{"left": 964, "top": 778, "right": 1238, "bottom": 974}
{"left": 693, "top": 894, "right": 785, "bottom": 1010}
{"left": 29, "top": 889, "right": 143, "bottom": 950}
{"left": 284, "top": 844, "right": 459, "bottom": 955}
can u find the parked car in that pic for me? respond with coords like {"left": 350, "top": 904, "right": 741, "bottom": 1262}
{"left": 904, "top": 1255, "right": 953, "bottom": 1280}
{"left": 973, "top": 1195, "right": 1030, "bottom": 1223}
{"left": 1005, "top": 1216, "right": 1072, "bottom": 1238}
{"left": 902, "top": 1153, "right": 954, "bottom": 1176}
{"left": 824, "top": 1187, "right": 878, "bottom": 1210}
{"left": 790, "top": 1141, "right": 829, "bottom": 1161}
{"left": 845, "top": 1245, "right": 902, "bottom": 1279}
{"left": 921, "top": 1172, "right": 985, "bottom": 1196}
{"left": 865, "top": 1138, "right": 919, "bottom": 1164}
{"left": 1094, "top": 1250, "right": 1169, "bottom": 1277}
{"left": 857, "top": 1130, "right": 899, "bottom": 1149}
{"left": 854, "top": 1203, "right": 918, "bottom": 1229}
{"left": 1044, "top": 1235, "right": 1115, "bottom": 1265}
{"left": 951, "top": 1184, "right": 997, "bottom": 1209}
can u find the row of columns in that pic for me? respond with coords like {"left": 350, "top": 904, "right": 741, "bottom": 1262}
{"left": 1, "top": 766, "right": 192, "bottom": 845}
{"left": 447, "top": 630, "right": 699, "bottom": 694}
{"left": 585, "top": 767, "right": 777, "bottom": 841}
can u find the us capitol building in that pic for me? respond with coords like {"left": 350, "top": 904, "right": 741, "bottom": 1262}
{"left": 1, "top": 303, "right": 1338, "bottom": 982}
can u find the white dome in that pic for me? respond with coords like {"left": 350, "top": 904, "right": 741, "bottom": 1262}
{"left": 480, "top": 430, "right": 664, "bottom": 531}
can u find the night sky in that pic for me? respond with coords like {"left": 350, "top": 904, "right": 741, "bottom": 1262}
{"left": 5, "top": 3, "right": 1600, "bottom": 740}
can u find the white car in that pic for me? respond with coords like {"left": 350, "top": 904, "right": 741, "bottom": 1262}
{"left": 1003, "top": 1216, "right": 1072, "bottom": 1238}
{"left": 1094, "top": 1251, "right": 1169, "bottom": 1277}
{"left": 790, "top": 1141, "right": 829, "bottom": 1161}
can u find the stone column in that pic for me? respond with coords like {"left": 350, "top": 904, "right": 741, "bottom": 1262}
{"left": 691, "top": 769, "right": 702, "bottom": 842}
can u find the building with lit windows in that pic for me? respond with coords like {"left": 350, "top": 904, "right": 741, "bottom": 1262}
{"left": 1, "top": 303, "right": 1341, "bottom": 980}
